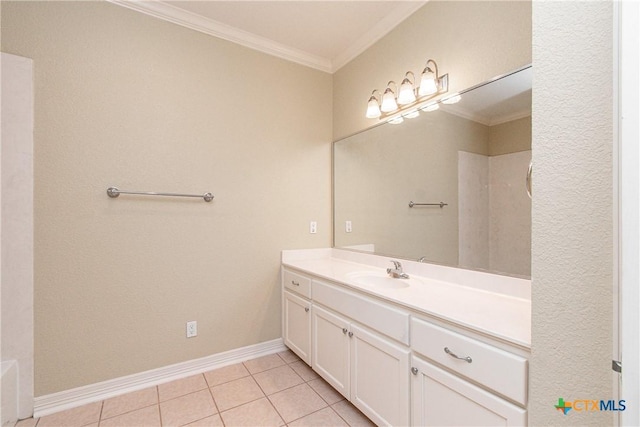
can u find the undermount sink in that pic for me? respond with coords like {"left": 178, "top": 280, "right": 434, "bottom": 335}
{"left": 346, "top": 271, "right": 419, "bottom": 290}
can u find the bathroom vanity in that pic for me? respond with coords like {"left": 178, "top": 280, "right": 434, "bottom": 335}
{"left": 281, "top": 248, "right": 530, "bottom": 426}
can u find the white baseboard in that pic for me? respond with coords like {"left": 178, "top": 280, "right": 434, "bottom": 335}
{"left": 34, "top": 338, "right": 286, "bottom": 418}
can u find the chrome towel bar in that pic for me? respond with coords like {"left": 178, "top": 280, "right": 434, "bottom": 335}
{"left": 409, "top": 201, "right": 447, "bottom": 208}
{"left": 107, "top": 187, "right": 214, "bottom": 202}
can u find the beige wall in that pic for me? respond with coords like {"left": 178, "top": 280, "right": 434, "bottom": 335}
{"left": 1, "top": 1, "right": 332, "bottom": 396}
{"left": 531, "top": 1, "right": 613, "bottom": 425}
{"left": 334, "top": 110, "right": 489, "bottom": 264}
{"left": 489, "top": 116, "right": 532, "bottom": 156}
{"left": 333, "top": 0, "right": 532, "bottom": 140}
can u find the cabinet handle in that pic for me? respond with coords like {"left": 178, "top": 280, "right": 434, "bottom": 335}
{"left": 444, "top": 347, "right": 472, "bottom": 363}
{"left": 348, "top": 331, "right": 353, "bottom": 338}
{"left": 291, "top": 280, "right": 300, "bottom": 286}
{"left": 304, "top": 307, "right": 309, "bottom": 313}
{"left": 411, "top": 367, "right": 419, "bottom": 375}
{"left": 342, "top": 328, "right": 348, "bottom": 334}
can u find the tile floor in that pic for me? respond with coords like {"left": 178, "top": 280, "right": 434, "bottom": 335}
{"left": 16, "top": 350, "right": 376, "bottom": 427}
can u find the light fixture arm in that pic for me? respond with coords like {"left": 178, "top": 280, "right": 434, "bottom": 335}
{"left": 423, "top": 59, "right": 439, "bottom": 78}
{"left": 403, "top": 71, "right": 415, "bottom": 85}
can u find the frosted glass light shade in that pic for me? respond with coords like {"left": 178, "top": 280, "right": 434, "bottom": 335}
{"left": 419, "top": 69, "right": 438, "bottom": 96}
{"left": 388, "top": 116, "right": 404, "bottom": 124}
{"left": 366, "top": 97, "right": 381, "bottom": 118}
{"left": 398, "top": 78, "right": 416, "bottom": 105}
{"left": 380, "top": 88, "right": 398, "bottom": 112}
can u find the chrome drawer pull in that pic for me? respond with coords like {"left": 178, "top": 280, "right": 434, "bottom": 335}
{"left": 291, "top": 280, "right": 300, "bottom": 286}
{"left": 304, "top": 307, "right": 309, "bottom": 312}
{"left": 348, "top": 331, "right": 353, "bottom": 338}
{"left": 444, "top": 347, "right": 472, "bottom": 363}
{"left": 411, "top": 367, "right": 419, "bottom": 375}
{"left": 342, "top": 328, "right": 348, "bottom": 334}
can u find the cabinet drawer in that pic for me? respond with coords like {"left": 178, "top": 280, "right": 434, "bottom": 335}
{"left": 313, "top": 280, "right": 410, "bottom": 345}
{"left": 411, "top": 318, "right": 527, "bottom": 406}
{"left": 283, "top": 269, "right": 311, "bottom": 298}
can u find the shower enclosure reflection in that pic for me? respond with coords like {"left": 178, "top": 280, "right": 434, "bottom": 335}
{"left": 333, "top": 66, "right": 532, "bottom": 277}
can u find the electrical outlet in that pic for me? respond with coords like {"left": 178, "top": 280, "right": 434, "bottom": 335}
{"left": 346, "top": 220, "right": 352, "bottom": 233}
{"left": 186, "top": 321, "right": 197, "bottom": 338}
{"left": 310, "top": 221, "right": 317, "bottom": 234}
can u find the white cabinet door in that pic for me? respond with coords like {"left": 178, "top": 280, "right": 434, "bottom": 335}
{"left": 283, "top": 291, "right": 311, "bottom": 364}
{"left": 351, "top": 324, "right": 410, "bottom": 427}
{"left": 312, "top": 305, "right": 350, "bottom": 398}
{"left": 411, "top": 356, "right": 527, "bottom": 427}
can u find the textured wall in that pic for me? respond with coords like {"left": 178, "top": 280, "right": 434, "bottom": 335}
{"left": 1, "top": 2, "right": 332, "bottom": 396}
{"left": 333, "top": 1, "right": 532, "bottom": 140}
{"left": 530, "top": 1, "right": 613, "bottom": 425}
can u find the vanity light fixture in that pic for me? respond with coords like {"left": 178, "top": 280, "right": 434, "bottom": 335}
{"left": 365, "top": 58, "right": 448, "bottom": 121}
{"left": 380, "top": 81, "right": 399, "bottom": 112}
{"left": 418, "top": 60, "right": 439, "bottom": 96}
{"left": 366, "top": 90, "right": 382, "bottom": 118}
{"left": 398, "top": 72, "right": 417, "bottom": 105}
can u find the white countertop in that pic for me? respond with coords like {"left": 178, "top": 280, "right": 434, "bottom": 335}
{"left": 282, "top": 248, "right": 531, "bottom": 349}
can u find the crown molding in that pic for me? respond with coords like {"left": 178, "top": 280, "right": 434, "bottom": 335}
{"left": 332, "top": 2, "right": 427, "bottom": 72}
{"left": 107, "top": 0, "right": 333, "bottom": 73}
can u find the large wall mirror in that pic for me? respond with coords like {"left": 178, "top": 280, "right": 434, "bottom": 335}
{"left": 334, "top": 66, "right": 532, "bottom": 278}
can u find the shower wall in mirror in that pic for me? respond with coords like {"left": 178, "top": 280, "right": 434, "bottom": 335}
{"left": 334, "top": 66, "right": 532, "bottom": 277}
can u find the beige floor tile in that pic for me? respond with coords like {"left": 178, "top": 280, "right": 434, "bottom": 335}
{"left": 210, "top": 376, "right": 264, "bottom": 411}
{"left": 289, "top": 361, "right": 319, "bottom": 382}
{"left": 220, "top": 397, "right": 284, "bottom": 427}
{"left": 14, "top": 418, "right": 38, "bottom": 427}
{"left": 277, "top": 349, "right": 301, "bottom": 364}
{"left": 331, "top": 401, "right": 376, "bottom": 427}
{"left": 99, "top": 405, "right": 160, "bottom": 427}
{"left": 36, "top": 402, "right": 102, "bottom": 427}
{"left": 253, "top": 365, "right": 304, "bottom": 395}
{"left": 307, "top": 378, "right": 345, "bottom": 405}
{"left": 158, "top": 374, "right": 208, "bottom": 402}
{"left": 203, "top": 363, "right": 250, "bottom": 387}
{"left": 268, "top": 383, "right": 327, "bottom": 423}
{"left": 243, "top": 354, "right": 285, "bottom": 374}
{"left": 184, "top": 414, "right": 224, "bottom": 426}
{"left": 288, "top": 407, "right": 349, "bottom": 427}
{"left": 160, "top": 389, "right": 217, "bottom": 427}
{"left": 101, "top": 386, "right": 158, "bottom": 419}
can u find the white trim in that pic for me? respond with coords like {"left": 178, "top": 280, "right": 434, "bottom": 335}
{"left": 331, "top": 2, "right": 427, "bottom": 72}
{"left": 106, "top": 0, "right": 426, "bottom": 74}
{"left": 619, "top": 1, "right": 640, "bottom": 426}
{"left": 33, "top": 338, "right": 286, "bottom": 418}
{"left": 107, "top": 0, "right": 333, "bottom": 73}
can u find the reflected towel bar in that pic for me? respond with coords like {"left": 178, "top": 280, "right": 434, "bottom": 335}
{"left": 107, "top": 187, "right": 214, "bottom": 202}
{"left": 408, "top": 201, "right": 447, "bottom": 208}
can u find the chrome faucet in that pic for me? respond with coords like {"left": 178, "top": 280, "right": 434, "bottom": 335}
{"left": 387, "top": 260, "right": 409, "bottom": 279}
